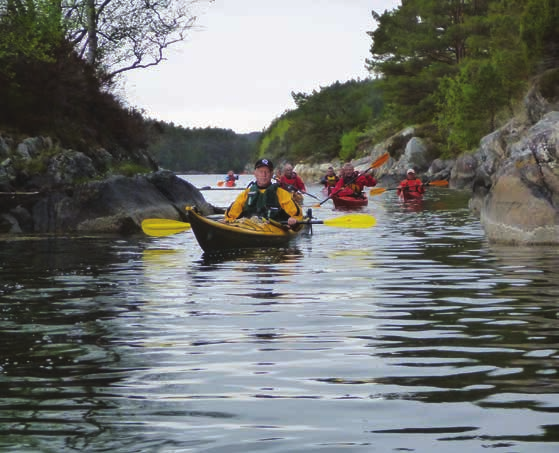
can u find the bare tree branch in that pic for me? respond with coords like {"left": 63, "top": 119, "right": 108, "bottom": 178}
{"left": 61, "top": 0, "right": 212, "bottom": 80}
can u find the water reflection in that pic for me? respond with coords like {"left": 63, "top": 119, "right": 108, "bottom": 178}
{"left": 197, "top": 246, "right": 304, "bottom": 266}
{"left": 1, "top": 187, "right": 559, "bottom": 452}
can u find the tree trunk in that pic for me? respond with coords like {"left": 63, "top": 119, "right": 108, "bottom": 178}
{"left": 85, "top": 0, "right": 97, "bottom": 66}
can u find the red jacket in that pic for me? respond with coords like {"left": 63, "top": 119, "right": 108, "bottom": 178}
{"left": 397, "top": 178, "right": 425, "bottom": 195}
{"left": 333, "top": 172, "right": 377, "bottom": 198}
{"left": 280, "top": 173, "right": 306, "bottom": 193}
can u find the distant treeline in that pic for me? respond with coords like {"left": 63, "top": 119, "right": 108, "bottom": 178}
{"left": 146, "top": 121, "right": 260, "bottom": 173}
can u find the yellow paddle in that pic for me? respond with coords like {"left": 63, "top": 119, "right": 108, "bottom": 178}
{"left": 298, "top": 214, "right": 376, "bottom": 228}
{"left": 369, "top": 180, "right": 449, "bottom": 196}
{"left": 141, "top": 218, "right": 191, "bottom": 237}
{"left": 141, "top": 213, "right": 376, "bottom": 236}
{"left": 313, "top": 152, "right": 390, "bottom": 207}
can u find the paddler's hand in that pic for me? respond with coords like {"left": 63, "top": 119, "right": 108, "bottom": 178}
{"left": 287, "top": 217, "right": 298, "bottom": 227}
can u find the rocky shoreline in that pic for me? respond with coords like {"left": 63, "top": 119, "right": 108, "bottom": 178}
{"left": 294, "top": 71, "right": 559, "bottom": 245}
{"left": 1, "top": 71, "right": 558, "bottom": 244}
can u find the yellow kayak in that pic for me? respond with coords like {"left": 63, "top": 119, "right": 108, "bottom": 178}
{"left": 186, "top": 207, "right": 305, "bottom": 254}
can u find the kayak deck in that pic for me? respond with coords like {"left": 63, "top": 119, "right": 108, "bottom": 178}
{"left": 186, "top": 207, "right": 306, "bottom": 254}
{"left": 397, "top": 188, "right": 423, "bottom": 201}
{"left": 332, "top": 194, "right": 368, "bottom": 209}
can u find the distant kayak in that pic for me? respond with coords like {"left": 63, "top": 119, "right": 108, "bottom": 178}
{"left": 198, "top": 186, "right": 245, "bottom": 191}
{"left": 332, "top": 195, "right": 368, "bottom": 209}
{"left": 397, "top": 188, "right": 423, "bottom": 201}
{"left": 217, "top": 180, "right": 237, "bottom": 187}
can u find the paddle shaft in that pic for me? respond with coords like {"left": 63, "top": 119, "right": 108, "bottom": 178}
{"left": 284, "top": 220, "right": 331, "bottom": 225}
{"left": 370, "top": 180, "right": 448, "bottom": 196}
{"left": 281, "top": 183, "right": 321, "bottom": 201}
{"left": 299, "top": 190, "right": 321, "bottom": 201}
{"left": 199, "top": 186, "right": 245, "bottom": 191}
{"left": 281, "top": 213, "right": 376, "bottom": 228}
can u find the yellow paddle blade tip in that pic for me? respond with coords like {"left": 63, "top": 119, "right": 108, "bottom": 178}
{"left": 344, "top": 214, "right": 376, "bottom": 228}
{"left": 141, "top": 219, "right": 191, "bottom": 237}
{"left": 325, "top": 214, "right": 377, "bottom": 228}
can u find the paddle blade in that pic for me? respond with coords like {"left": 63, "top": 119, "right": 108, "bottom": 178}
{"left": 427, "top": 180, "right": 449, "bottom": 187}
{"left": 369, "top": 187, "right": 387, "bottom": 196}
{"left": 217, "top": 180, "right": 225, "bottom": 187}
{"left": 141, "top": 219, "right": 191, "bottom": 237}
{"left": 322, "top": 214, "right": 376, "bottom": 229}
{"left": 370, "top": 152, "right": 390, "bottom": 169}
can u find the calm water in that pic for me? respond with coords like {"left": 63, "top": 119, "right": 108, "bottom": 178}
{"left": 1, "top": 175, "right": 559, "bottom": 453}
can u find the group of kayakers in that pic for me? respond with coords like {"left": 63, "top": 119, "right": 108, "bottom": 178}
{"left": 320, "top": 164, "right": 425, "bottom": 201}
{"left": 223, "top": 157, "right": 431, "bottom": 228}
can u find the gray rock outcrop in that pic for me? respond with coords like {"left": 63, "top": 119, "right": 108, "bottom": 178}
{"left": 1, "top": 170, "right": 214, "bottom": 235}
{"left": 470, "top": 111, "right": 559, "bottom": 244}
{"left": 0, "top": 134, "right": 217, "bottom": 234}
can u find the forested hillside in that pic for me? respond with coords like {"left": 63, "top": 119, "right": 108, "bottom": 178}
{"left": 1, "top": 0, "right": 558, "bottom": 176}
{"left": 259, "top": 0, "right": 559, "bottom": 165}
{"left": 146, "top": 122, "right": 259, "bottom": 173}
{"left": 259, "top": 79, "right": 385, "bottom": 165}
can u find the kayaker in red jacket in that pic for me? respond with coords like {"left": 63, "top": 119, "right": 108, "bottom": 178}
{"left": 332, "top": 163, "right": 377, "bottom": 198}
{"left": 397, "top": 168, "right": 425, "bottom": 198}
{"left": 279, "top": 163, "right": 306, "bottom": 193}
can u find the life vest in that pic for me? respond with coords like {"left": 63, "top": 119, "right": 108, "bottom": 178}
{"left": 324, "top": 175, "right": 338, "bottom": 187}
{"left": 399, "top": 179, "right": 425, "bottom": 193}
{"left": 343, "top": 173, "right": 363, "bottom": 196}
{"left": 242, "top": 183, "right": 288, "bottom": 221}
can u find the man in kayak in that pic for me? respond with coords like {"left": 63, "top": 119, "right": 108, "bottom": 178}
{"left": 331, "top": 162, "right": 377, "bottom": 198}
{"left": 279, "top": 163, "right": 307, "bottom": 193}
{"left": 320, "top": 166, "right": 339, "bottom": 195}
{"left": 225, "top": 158, "right": 303, "bottom": 227}
{"left": 397, "top": 168, "right": 425, "bottom": 198}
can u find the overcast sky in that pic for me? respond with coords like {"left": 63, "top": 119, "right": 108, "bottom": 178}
{"left": 123, "top": 0, "right": 400, "bottom": 134}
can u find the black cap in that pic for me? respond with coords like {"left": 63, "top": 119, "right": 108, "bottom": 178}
{"left": 255, "top": 158, "right": 274, "bottom": 170}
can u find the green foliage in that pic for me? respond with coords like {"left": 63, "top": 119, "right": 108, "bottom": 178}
{"left": 365, "top": 0, "right": 484, "bottom": 122}
{"left": 339, "top": 130, "right": 360, "bottom": 162}
{"left": 260, "top": 79, "right": 385, "bottom": 164}
{"left": 1, "top": 0, "right": 557, "bottom": 181}
{"left": 147, "top": 123, "right": 258, "bottom": 173}
{"left": 0, "top": 0, "right": 63, "bottom": 64}
{"left": 113, "top": 162, "right": 151, "bottom": 177}
{"left": 0, "top": 0, "right": 151, "bottom": 154}
{"left": 520, "top": 0, "right": 559, "bottom": 69}
{"left": 436, "top": 60, "right": 505, "bottom": 154}
{"left": 365, "top": 0, "right": 537, "bottom": 157}
{"left": 259, "top": 117, "right": 291, "bottom": 159}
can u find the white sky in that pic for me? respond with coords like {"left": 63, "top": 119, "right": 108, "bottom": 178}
{"left": 123, "top": 0, "right": 400, "bottom": 134}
